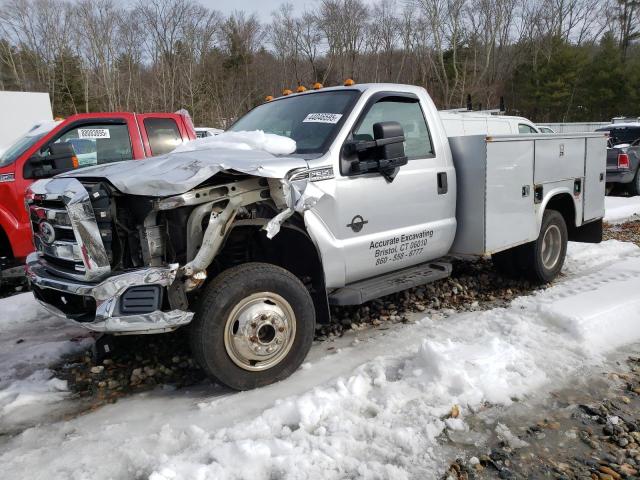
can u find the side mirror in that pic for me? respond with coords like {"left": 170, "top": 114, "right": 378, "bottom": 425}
{"left": 348, "top": 121, "right": 408, "bottom": 181}
{"left": 373, "top": 121, "right": 408, "bottom": 168}
{"left": 24, "top": 142, "right": 78, "bottom": 179}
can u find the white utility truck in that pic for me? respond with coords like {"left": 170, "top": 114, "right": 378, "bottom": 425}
{"left": 25, "top": 83, "right": 606, "bottom": 389}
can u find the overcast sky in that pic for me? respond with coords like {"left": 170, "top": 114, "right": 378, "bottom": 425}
{"left": 198, "top": 0, "right": 317, "bottom": 18}
{"left": 197, "top": 0, "right": 382, "bottom": 18}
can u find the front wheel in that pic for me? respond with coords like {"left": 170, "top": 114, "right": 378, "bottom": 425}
{"left": 521, "top": 209, "right": 568, "bottom": 283}
{"left": 189, "top": 262, "right": 315, "bottom": 390}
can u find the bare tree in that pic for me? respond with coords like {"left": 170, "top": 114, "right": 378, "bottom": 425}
{"left": 296, "top": 12, "right": 322, "bottom": 82}
{"left": 270, "top": 4, "right": 300, "bottom": 87}
{"left": 0, "top": 0, "right": 633, "bottom": 122}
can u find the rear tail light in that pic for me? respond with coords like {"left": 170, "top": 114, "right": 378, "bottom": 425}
{"left": 618, "top": 152, "right": 630, "bottom": 169}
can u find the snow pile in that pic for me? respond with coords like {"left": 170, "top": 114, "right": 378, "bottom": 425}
{"left": 563, "top": 239, "right": 639, "bottom": 275}
{"left": 604, "top": 195, "right": 640, "bottom": 223}
{"left": 518, "top": 255, "right": 640, "bottom": 352}
{"left": 176, "top": 130, "right": 296, "bottom": 156}
{"left": 0, "top": 370, "right": 68, "bottom": 416}
{"left": 2, "top": 241, "right": 640, "bottom": 479}
{"left": 0, "top": 293, "right": 91, "bottom": 431}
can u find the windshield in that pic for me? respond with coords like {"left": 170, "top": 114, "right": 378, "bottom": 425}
{"left": 229, "top": 90, "right": 360, "bottom": 154}
{"left": 0, "top": 132, "right": 47, "bottom": 167}
{"left": 598, "top": 126, "right": 640, "bottom": 146}
{"left": 0, "top": 121, "right": 59, "bottom": 168}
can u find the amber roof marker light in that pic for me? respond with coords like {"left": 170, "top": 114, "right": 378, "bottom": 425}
{"left": 313, "top": 82, "right": 323, "bottom": 90}
{"left": 296, "top": 85, "right": 307, "bottom": 93}
{"left": 282, "top": 89, "right": 293, "bottom": 96}
{"left": 265, "top": 95, "right": 274, "bottom": 102}
{"left": 344, "top": 78, "right": 355, "bottom": 86}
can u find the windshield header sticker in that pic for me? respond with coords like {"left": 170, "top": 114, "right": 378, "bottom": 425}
{"left": 78, "top": 128, "right": 111, "bottom": 139}
{"left": 303, "top": 113, "right": 343, "bottom": 124}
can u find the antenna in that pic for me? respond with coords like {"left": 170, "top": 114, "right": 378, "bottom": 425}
{"left": 466, "top": 94, "right": 472, "bottom": 111}
{"left": 499, "top": 96, "right": 505, "bottom": 112}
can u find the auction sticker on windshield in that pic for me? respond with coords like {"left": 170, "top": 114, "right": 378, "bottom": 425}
{"left": 303, "top": 113, "right": 343, "bottom": 124}
{"left": 78, "top": 128, "right": 111, "bottom": 139}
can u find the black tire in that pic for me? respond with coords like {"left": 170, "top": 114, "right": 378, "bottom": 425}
{"left": 520, "top": 209, "right": 568, "bottom": 283}
{"left": 189, "top": 262, "right": 315, "bottom": 390}
{"left": 628, "top": 169, "right": 640, "bottom": 196}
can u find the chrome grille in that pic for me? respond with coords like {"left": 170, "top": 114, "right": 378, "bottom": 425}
{"left": 30, "top": 204, "right": 84, "bottom": 270}
{"left": 26, "top": 178, "right": 111, "bottom": 281}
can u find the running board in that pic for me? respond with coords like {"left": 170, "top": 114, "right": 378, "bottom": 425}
{"left": 329, "top": 261, "right": 452, "bottom": 306}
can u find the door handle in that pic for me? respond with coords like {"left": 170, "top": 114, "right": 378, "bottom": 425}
{"left": 437, "top": 172, "right": 448, "bottom": 194}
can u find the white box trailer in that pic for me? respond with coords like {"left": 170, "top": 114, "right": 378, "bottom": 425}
{"left": 0, "top": 91, "right": 53, "bottom": 152}
{"left": 449, "top": 133, "right": 607, "bottom": 255}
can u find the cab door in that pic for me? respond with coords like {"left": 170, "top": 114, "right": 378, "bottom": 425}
{"left": 311, "top": 93, "right": 457, "bottom": 285}
{"left": 136, "top": 114, "right": 193, "bottom": 157}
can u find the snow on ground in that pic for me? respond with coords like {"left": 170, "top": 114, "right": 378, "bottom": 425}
{"left": 604, "top": 195, "right": 640, "bottom": 223}
{"left": 0, "top": 294, "right": 91, "bottom": 432}
{"left": 1, "top": 240, "right": 640, "bottom": 480}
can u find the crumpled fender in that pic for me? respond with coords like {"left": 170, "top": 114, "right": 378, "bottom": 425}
{"left": 264, "top": 168, "right": 329, "bottom": 239}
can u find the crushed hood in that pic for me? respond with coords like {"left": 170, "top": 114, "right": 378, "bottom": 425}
{"left": 59, "top": 133, "right": 308, "bottom": 196}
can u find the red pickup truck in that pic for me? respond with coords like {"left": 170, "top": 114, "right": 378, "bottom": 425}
{"left": 0, "top": 111, "right": 196, "bottom": 280}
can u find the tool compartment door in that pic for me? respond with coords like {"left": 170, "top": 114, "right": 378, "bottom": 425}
{"left": 534, "top": 137, "right": 585, "bottom": 184}
{"left": 485, "top": 139, "right": 537, "bottom": 252}
{"left": 583, "top": 136, "right": 607, "bottom": 221}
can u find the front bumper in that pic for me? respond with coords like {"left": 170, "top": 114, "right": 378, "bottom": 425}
{"left": 26, "top": 253, "right": 193, "bottom": 334}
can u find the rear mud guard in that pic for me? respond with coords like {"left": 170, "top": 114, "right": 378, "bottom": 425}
{"left": 569, "top": 219, "right": 603, "bottom": 244}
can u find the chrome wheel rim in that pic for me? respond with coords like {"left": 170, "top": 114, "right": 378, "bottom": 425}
{"left": 541, "top": 224, "right": 562, "bottom": 270}
{"left": 224, "top": 292, "right": 296, "bottom": 372}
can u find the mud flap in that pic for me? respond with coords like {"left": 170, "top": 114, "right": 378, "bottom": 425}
{"left": 569, "top": 219, "right": 603, "bottom": 243}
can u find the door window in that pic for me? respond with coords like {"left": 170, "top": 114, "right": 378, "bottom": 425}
{"left": 144, "top": 118, "right": 182, "bottom": 155}
{"left": 48, "top": 124, "right": 132, "bottom": 167}
{"left": 518, "top": 123, "right": 538, "bottom": 134}
{"left": 354, "top": 98, "right": 434, "bottom": 159}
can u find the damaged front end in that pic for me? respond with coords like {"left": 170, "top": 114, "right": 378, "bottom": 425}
{"left": 25, "top": 165, "right": 326, "bottom": 334}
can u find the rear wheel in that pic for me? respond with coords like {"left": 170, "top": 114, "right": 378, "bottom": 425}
{"left": 521, "top": 209, "right": 568, "bottom": 283}
{"left": 189, "top": 262, "right": 315, "bottom": 390}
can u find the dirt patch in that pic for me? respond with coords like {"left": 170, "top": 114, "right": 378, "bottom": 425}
{"left": 441, "top": 355, "right": 640, "bottom": 480}
{"left": 604, "top": 220, "right": 640, "bottom": 246}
